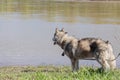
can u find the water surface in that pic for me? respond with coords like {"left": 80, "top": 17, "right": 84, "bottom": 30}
{"left": 0, "top": 1, "right": 120, "bottom": 67}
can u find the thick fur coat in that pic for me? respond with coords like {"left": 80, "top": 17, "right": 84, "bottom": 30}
{"left": 53, "top": 28, "right": 116, "bottom": 71}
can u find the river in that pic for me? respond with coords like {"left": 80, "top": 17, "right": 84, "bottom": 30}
{"left": 0, "top": 0, "right": 120, "bottom": 67}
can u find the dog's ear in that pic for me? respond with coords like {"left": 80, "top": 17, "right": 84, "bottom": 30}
{"left": 106, "top": 40, "right": 109, "bottom": 44}
{"left": 61, "top": 28, "right": 64, "bottom": 32}
{"left": 65, "top": 32, "right": 68, "bottom": 34}
{"left": 56, "top": 28, "right": 58, "bottom": 32}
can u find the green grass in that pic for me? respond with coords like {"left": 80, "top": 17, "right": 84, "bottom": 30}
{"left": 0, "top": 65, "right": 120, "bottom": 80}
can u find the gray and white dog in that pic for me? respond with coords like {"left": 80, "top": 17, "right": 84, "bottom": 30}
{"left": 53, "top": 28, "right": 118, "bottom": 71}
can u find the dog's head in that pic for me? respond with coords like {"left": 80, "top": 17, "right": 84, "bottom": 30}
{"left": 52, "top": 28, "right": 67, "bottom": 45}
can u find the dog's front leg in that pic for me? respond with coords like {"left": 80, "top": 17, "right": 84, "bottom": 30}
{"left": 71, "top": 59, "right": 79, "bottom": 72}
{"left": 75, "top": 60, "right": 79, "bottom": 71}
{"left": 71, "top": 59, "right": 75, "bottom": 72}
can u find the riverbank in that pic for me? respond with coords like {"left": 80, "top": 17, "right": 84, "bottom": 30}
{"left": 50, "top": 0, "right": 120, "bottom": 2}
{"left": 0, "top": 65, "right": 120, "bottom": 80}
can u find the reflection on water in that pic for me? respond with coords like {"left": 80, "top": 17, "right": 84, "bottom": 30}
{"left": 0, "top": 0, "right": 120, "bottom": 24}
{"left": 0, "top": 1, "right": 120, "bottom": 67}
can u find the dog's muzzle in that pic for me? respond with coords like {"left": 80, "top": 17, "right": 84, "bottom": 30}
{"left": 53, "top": 42, "right": 57, "bottom": 45}
{"left": 52, "top": 38, "right": 57, "bottom": 45}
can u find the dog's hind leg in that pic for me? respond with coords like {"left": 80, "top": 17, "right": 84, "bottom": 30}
{"left": 109, "top": 60, "right": 116, "bottom": 70}
{"left": 97, "top": 55, "right": 110, "bottom": 71}
{"left": 108, "top": 54, "right": 116, "bottom": 70}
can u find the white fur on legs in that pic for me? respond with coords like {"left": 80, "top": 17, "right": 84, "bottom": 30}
{"left": 97, "top": 58, "right": 110, "bottom": 71}
{"left": 109, "top": 60, "right": 116, "bottom": 70}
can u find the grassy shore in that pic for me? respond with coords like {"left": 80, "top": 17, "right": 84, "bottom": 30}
{"left": 0, "top": 65, "right": 120, "bottom": 80}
